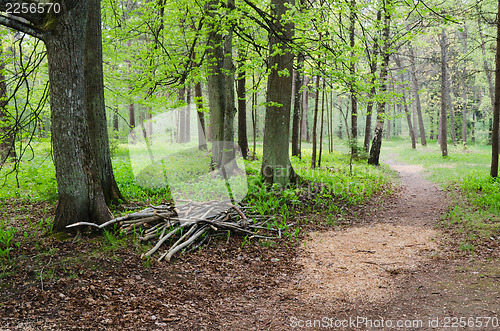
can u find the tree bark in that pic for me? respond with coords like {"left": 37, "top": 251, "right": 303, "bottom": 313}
{"left": 261, "top": 0, "right": 296, "bottom": 185}
{"left": 186, "top": 86, "right": 191, "bottom": 143}
{"left": 395, "top": 55, "right": 416, "bottom": 149}
{"left": 206, "top": 0, "right": 226, "bottom": 167}
{"left": 408, "top": 44, "right": 427, "bottom": 145}
{"left": 194, "top": 81, "right": 207, "bottom": 150}
{"left": 461, "top": 24, "right": 468, "bottom": 145}
{"left": 311, "top": 75, "right": 320, "bottom": 169}
{"left": 491, "top": 0, "right": 500, "bottom": 177}
{"left": 439, "top": 28, "right": 449, "bottom": 157}
{"left": 44, "top": 0, "right": 111, "bottom": 231}
{"left": 84, "top": 0, "right": 124, "bottom": 204}
{"left": 301, "top": 76, "right": 310, "bottom": 142}
{"left": 237, "top": 65, "right": 248, "bottom": 159}
{"left": 368, "top": 1, "right": 391, "bottom": 166}
{"left": 0, "top": 41, "right": 15, "bottom": 163}
{"left": 349, "top": 0, "right": 358, "bottom": 156}
{"left": 318, "top": 81, "right": 325, "bottom": 167}
{"left": 448, "top": 70, "right": 457, "bottom": 146}
{"left": 292, "top": 53, "right": 304, "bottom": 157}
{"left": 222, "top": 0, "right": 237, "bottom": 170}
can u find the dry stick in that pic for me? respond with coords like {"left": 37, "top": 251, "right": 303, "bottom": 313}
{"left": 141, "top": 224, "right": 188, "bottom": 258}
{"left": 164, "top": 226, "right": 208, "bottom": 261}
{"left": 158, "top": 225, "right": 199, "bottom": 262}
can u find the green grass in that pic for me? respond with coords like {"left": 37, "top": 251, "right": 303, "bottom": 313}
{"left": 384, "top": 138, "right": 500, "bottom": 251}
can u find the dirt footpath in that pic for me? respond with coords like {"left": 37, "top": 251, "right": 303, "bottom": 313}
{"left": 264, "top": 159, "right": 500, "bottom": 330}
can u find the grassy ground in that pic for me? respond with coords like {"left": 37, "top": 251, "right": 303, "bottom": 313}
{"left": 382, "top": 138, "right": 500, "bottom": 254}
{"left": 0, "top": 137, "right": 392, "bottom": 269}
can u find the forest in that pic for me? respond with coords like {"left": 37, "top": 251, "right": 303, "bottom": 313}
{"left": 0, "top": 0, "right": 499, "bottom": 329}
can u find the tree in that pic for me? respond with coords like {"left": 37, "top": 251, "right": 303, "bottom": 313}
{"left": 85, "top": 0, "right": 124, "bottom": 205}
{"left": 0, "top": 0, "right": 112, "bottom": 231}
{"left": 363, "top": 9, "right": 381, "bottom": 153}
{"left": 349, "top": 0, "right": 358, "bottom": 156}
{"left": 206, "top": 0, "right": 237, "bottom": 170}
{"left": 408, "top": 43, "right": 427, "bottom": 146}
{"left": 491, "top": 0, "right": 500, "bottom": 178}
{"left": 260, "top": 0, "right": 297, "bottom": 185}
{"left": 0, "top": 40, "right": 15, "bottom": 163}
{"left": 439, "top": 28, "right": 449, "bottom": 157}
{"left": 368, "top": 0, "right": 391, "bottom": 166}
{"left": 237, "top": 64, "right": 249, "bottom": 159}
{"left": 291, "top": 53, "right": 304, "bottom": 157}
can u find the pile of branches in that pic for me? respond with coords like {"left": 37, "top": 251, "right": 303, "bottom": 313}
{"left": 67, "top": 200, "right": 279, "bottom": 261}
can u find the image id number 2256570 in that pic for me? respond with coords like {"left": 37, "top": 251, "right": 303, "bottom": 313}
{"left": 5, "top": 2, "right": 61, "bottom": 14}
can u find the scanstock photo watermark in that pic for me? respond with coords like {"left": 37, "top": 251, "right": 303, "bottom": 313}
{"left": 289, "top": 316, "right": 499, "bottom": 329}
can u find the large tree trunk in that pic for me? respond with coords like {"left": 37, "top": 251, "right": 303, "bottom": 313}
{"left": 222, "top": 1, "right": 237, "bottom": 170}
{"left": 368, "top": 2, "right": 391, "bottom": 166}
{"left": 261, "top": 0, "right": 296, "bottom": 185}
{"left": 45, "top": 0, "right": 111, "bottom": 231}
{"left": 491, "top": 0, "right": 500, "bottom": 177}
{"left": 364, "top": 9, "right": 381, "bottom": 153}
{"left": 408, "top": 44, "right": 427, "bottom": 145}
{"left": 292, "top": 53, "right": 304, "bottom": 157}
{"left": 439, "top": 28, "right": 449, "bottom": 157}
{"left": 206, "top": 0, "right": 225, "bottom": 167}
{"left": 84, "top": 0, "right": 124, "bottom": 205}
{"left": 237, "top": 66, "right": 248, "bottom": 159}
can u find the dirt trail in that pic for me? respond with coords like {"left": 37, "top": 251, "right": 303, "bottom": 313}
{"left": 278, "top": 158, "right": 500, "bottom": 330}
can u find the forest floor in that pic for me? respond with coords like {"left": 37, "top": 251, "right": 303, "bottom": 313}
{"left": 1, "top": 158, "right": 499, "bottom": 330}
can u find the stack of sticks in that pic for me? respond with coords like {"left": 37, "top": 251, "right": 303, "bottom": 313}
{"left": 67, "top": 200, "right": 279, "bottom": 261}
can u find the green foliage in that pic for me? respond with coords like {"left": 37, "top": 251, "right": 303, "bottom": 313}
{"left": 0, "top": 220, "right": 17, "bottom": 262}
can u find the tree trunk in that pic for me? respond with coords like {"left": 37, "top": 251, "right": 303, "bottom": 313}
{"left": 222, "top": 1, "right": 237, "bottom": 171}
{"left": 395, "top": 55, "right": 416, "bottom": 149}
{"left": 292, "top": 53, "right": 304, "bottom": 157}
{"left": 186, "top": 86, "right": 191, "bottom": 143}
{"left": 177, "top": 87, "right": 186, "bottom": 143}
{"left": 461, "top": 24, "right": 468, "bottom": 145}
{"left": 364, "top": 9, "right": 380, "bottom": 153}
{"left": 84, "top": 0, "right": 124, "bottom": 205}
{"left": 408, "top": 44, "right": 427, "bottom": 145}
{"left": 491, "top": 0, "right": 500, "bottom": 177}
{"left": 194, "top": 81, "right": 207, "bottom": 150}
{"left": 311, "top": 75, "right": 320, "bottom": 169}
{"left": 440, "top": 28, "right": 449, "bottom": 157}
{"left": 0, "top": 42, "right": 15, "bottom": 163}
{"left": 44, "top": 0, "right": 111, "bottom": 231}
{"left": 301, "top": 76, "right": 310, "bottom": 142}
{"left": 261, "top": 0, "right": 297, "bottom": 185}
{"left": 237, "top": 66, "right": 249, "bottom": 159}
{"left": 349, "top": 0, "right": 358, "bottom": 156}
{"left": 448, "top": 71, "right": 457, "bottom": 146}
{"left": 368, "top": 1, "right": 391, "bottom": 166}
{"left": 206, "top": 0, "right": 226, "bottom": 167}
{"left": 318, "top": 81, "right": 325, "bottom": 167}
{"left": 251, "top": 72, "right": 257, "bottom": 157}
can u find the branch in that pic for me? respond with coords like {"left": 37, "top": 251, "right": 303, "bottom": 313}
{"left": 0, "top": 15, "right": 44, "bottom": 39}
